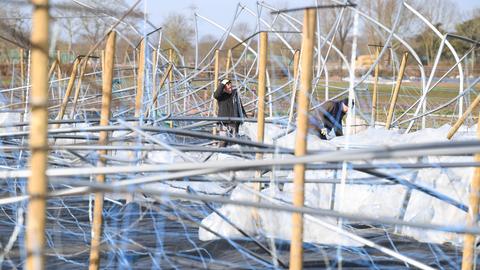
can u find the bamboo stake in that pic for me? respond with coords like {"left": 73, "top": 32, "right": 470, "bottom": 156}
{"left": 70, "top": 58, "right": 89, "bottom": 118}
{"left": 447, "top": 94, "right": 480, "bottom": 140}
{"left": 225, "top": 49, "right": 232, "bottom": 77}
{"left": 56, "top": 51, "right": 62, "bottom": 100}
{"left": 385, "top": 52, "right": 409, "bottom": 130}
{"left": 135, "top": 39, "right": 145, "bottom": 118}
{"left": 256, "top": 32, "right": 268, "bottom": 149}
{"left": 20, "top": 48, "right": 26, "bottom": 109}
{"left": 252, "top": 32, "right": 268, "bottom": 221}
{"left": 47, "top": 59, "right": 58, "bottom": 80}
{"left": 56, "top": 50, "right": 61, "bottom": 65}
{"left": 20, "top": 48, "right": 25, "bottom": 86}
{"left": 101, "top": 50, "right": 105, "bottom": 81}
{"left": 289, "top": 8, "right": 316, "bottom": 270}
{"left": 88, "top": 31, "right": 116, "bottom": 270}
{"left": 371, "top": 46, "right": 380, "bottom": 126}
{"left": 210, "top": 49, "right": 220, "bottom": 105}
{"left": 288, "top": 49, "right": 301, "bottom": 124}
{"left": 25, "top": 0, "right": 49, "bottom": 269}
{"left": 461, "top": 111, "right": 480, "bottom": 270}
{"left": 54, "top": 57, "right": 80, "bottom": 128}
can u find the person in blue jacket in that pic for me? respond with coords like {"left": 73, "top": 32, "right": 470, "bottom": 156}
{"left": 312, "top": 97, "right": 354, "bottom": 140}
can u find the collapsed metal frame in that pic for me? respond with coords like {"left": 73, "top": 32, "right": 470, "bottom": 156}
{"left": 0, "top": 0, "right": 479, "bottom": 269}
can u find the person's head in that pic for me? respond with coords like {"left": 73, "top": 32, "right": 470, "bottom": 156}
{"left": 221, "top": 79, "right": 233, "bottom": 93}
{"left": 341, "top": 97, "right": 354, "bottom": 113}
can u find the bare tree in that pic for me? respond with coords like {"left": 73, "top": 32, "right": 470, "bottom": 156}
{"left": 0, "top": 7, "right": 30, "bottom": 51}
{"left": 363, "top": 0, "right": 420, "bottom": 45}
{"left": 162, "top": 12, "right": 194, "bottom": 55}
{"left": 411, "top": 0, "right": 459, "bottom": 65}
{"left": 320, "top": 7, "right": 354, "bottom": 56}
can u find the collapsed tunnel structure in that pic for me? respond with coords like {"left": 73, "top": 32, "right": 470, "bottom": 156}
{"left": 0, "top": 0, "right": 480, "bottom": 269}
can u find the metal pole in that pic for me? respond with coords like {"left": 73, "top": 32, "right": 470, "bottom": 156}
{"left": 289, "top": 8, "right": 316, "bottom": 270}
{"left": 385, "top": 52, "right": 408, "bottom": 130}
{"left": 225, "top": 49, "right": 232, "bottom": 77}
{"left": 54, "top": 58, "right": 80, "bottom": 127}
{"left": 447, "top": 94, "right": 480, "bottom": 140}
{"left": 168, "top": 48, "right": 174, "bottom": 106}
{"left": 135, "top": 39, "right": 145, "bottom": 119}
{"left": 288, "top": 49, "right": 300, "bottom": 124}
{"left": 461, "top": 111, "right": 480, "bottom": 270}
{"left": 146, "top": 64, "right": 173, "bottom": 117}
{"left": 211, "top": 49, "right": 220, "bottom": 135}
{"left": 371, "top": 46, "right": 380, "bottom": 126}
{"left": 88, "top": 31, "right": 116, "bottom": 270}
{"left": 26, "top": 0, "right": 49, "bottom": 269}
{"left": 152, "top": 48, "right": 157, "bottom": 112}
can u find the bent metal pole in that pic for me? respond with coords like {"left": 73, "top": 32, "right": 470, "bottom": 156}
{"left": 289, "top": 8, "right": 316, "bottom": 270}
{"left": 25, "top": 0, "right": 50, "bottom": 269}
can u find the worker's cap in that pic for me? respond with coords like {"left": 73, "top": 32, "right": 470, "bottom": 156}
{"left": 341, "top": 97, "right": 354, "bottom": 107}
{"left": 221, "top": 79, "right": 231, "bottom": 85}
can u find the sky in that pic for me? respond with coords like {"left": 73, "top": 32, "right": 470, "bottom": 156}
{"left": 130, "top": 0, "right": 480, "bottom": 38}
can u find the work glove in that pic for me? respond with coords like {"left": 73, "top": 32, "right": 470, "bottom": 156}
{"left": 320, "top": 128, "right": 328, "bottom": 136}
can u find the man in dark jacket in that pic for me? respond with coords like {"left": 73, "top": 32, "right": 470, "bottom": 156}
{"left": 312, "top": 97, "right": 354, "bottom": 140}
{"left": 214, "top": 79, "right": 246, "bottom": 142}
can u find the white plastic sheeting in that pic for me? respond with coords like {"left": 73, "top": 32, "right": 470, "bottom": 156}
{"left": 199, "top": 123, "right": 476, "bottom": 246}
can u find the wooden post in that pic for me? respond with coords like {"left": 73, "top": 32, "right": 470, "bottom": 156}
{"left": 225, "top": 49, "right": 232, "bottom": 77}
{"left": 54, "top": 57, "right": 80, "bottom": 127}
{"left": 70, "top": 58, "right": 89, "bottom": 118}
{"left": 88, "top": 31, "right": 116, "bottom": 270}
{"left": 256, "top": 32, "right": 268, "bottom": 149}
{"left": 56, "top": 51, "right": 62, "bottom": 102}
{"left": 252, "top": 32, "right": 268, "bottom": 220}
{"left": 25, "top": 0, "right": 49, "bottom": 269}
{"left": 47, "top": 59, "right": 58, "bottom": 80}
{"left": 447, "top": 94, "right": 480, "bottom": 140}
{"left": 288, "top": 49, "right": 301, "bottom": 124}
{"left": 208, "top": 49, "right": 220, "bottom": 102}
{"left": 289, "top": 8, "right": 316, "bottom": 270}
{"left": 371, "top": 46, "right": 380, "bottom": 126}
{"left": 56, "top": 50, "right": 61, "bottom": 66}
{"left": 135, "top": 39, "right": 145, "bottom": 119}
{"left": 461, "top": 111, "right": 480, "bottom": 270}
{"left": 101, "top": 50, "right": 105, "bottom": 81}
{"left": 20, "top": 48, "right": 25, "bottom": 85}
{"left": 20, "top": 48, "right": 26, "bottom": 108}
{"left": 385, "top": 52, "right": 408, "bottom": 130}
